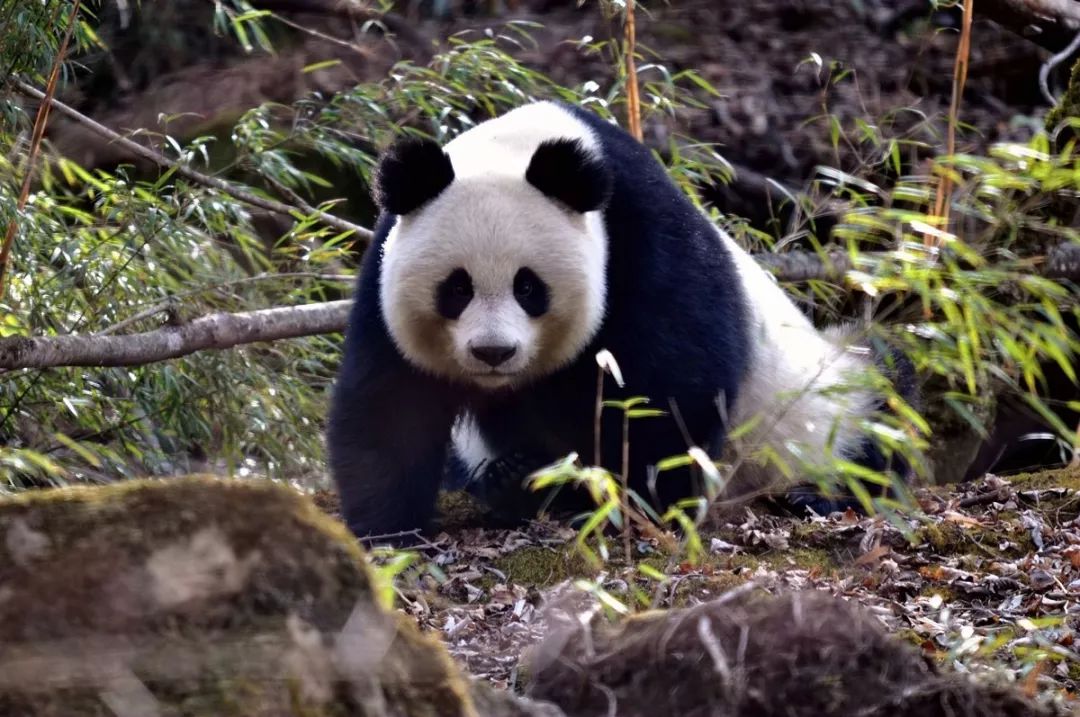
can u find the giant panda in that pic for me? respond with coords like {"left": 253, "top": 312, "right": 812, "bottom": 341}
{"left": 327, "top": 100, "right": 916, "bottom": 539}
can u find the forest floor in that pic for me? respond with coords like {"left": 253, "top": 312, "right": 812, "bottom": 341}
{"left": 314, "top": 465, "right": 1080, "bottom": 710}
{"left": 46, "top": 1, "right": 1079, "bottom": 707}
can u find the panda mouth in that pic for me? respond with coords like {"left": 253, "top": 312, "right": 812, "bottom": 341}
{"left": 468, "top": 370, "right": 520, "bottom": 387}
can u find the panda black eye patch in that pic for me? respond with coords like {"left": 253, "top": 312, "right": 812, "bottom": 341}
{"left": 514, "top": 267, "right": 549, "bottom": 317}
{"left": 436, "top": 268, "right": 473, "bottom": 319}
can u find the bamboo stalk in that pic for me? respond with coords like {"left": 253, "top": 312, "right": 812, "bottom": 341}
{"left": 0, "top": 0, "right": 82, "bottom": 300}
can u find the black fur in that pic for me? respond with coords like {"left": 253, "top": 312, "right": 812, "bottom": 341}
{"left": 327, "top": 214, "right": 467, "bottom": 541}
{"left": 435, "top": 268, "right": 473, "bottom": 320}
{"left": 513, "top": 267, "right": 549, "bottom": 317}
{"left": 526, "top": 138, "right": 613, "bottom": 213}
{"left": 330, "top": 103, "right": 751, "bottom": 539}
{"left": 329, "top": 103, "right": 916, "bottom": 540}
{"left": 374, "top": 137, "right": 455, "bottom": 216}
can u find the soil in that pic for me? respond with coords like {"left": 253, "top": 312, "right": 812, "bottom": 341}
{"left": 53, "top": 0, "right": 1052, "bottom": 225}
{"left": 315, "top": 466, "right": 1080, "bottom": 712}
{"left": 32, "top": 5, "right": 1080, "bottom": 709}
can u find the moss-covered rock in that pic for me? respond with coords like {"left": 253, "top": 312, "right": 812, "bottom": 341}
{"left": 525, "top": 589, "right": 1065, "bottom": 717}
{"left": 1047, "top": 58, "right": 1080, "bottom": 134}
{"left": 1007, "top": 463, "right": 1080, "bottom": 491}
{"left": 0, "top": 476, "right": 555, "bottom": 717}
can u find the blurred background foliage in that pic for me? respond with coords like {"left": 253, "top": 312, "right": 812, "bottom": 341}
{"left": 0, "top": 0, "right": 1077, "bottom": 499}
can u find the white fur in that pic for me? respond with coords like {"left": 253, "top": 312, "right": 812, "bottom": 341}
{"left": 450, "top": 413, "right": 494, "bottom": 476}
{"left": 379, "top": 102, "right": 608, "bottom": 390}
{"left": 383, "top": 101, "right": 877, "bottom": 489}
{"left": 719, "top": 228, "right": 876, "bottom": 476}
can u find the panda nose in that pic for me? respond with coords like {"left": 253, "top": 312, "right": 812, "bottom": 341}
{"left": 471, "top": 343, "right": 518, "bottom": 367}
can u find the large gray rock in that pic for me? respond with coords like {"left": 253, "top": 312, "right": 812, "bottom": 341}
{"left": 0, "top": 475, "right": 557, "bottom": 717}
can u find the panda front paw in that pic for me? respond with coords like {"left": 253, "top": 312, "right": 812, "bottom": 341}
{"left": 466, "top": 450, "right": 550, "bottom": 526}
{"left": 780, "top": 484, "right": 865, "bottom": 517}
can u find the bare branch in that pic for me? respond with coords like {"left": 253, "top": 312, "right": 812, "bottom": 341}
{"left": 756, "top": 243, "right": 1080, "bottom": 283}
{"left": 2, "top": 244, "right": 1077, "bottom": 371}
{"left": 979, "top": 0, "right": 1080, "bottom": 52}
{"left": 0, "top": 301, "right": 352, "bottom": 370}
{"left": 12, "top": 79, "right": 374, "bottom": 244}
{"left": 96, "top": 272, "right": 353, "bottom": 336}
{"left": 2, "top": 241, "right": 1078, "bottom": 372}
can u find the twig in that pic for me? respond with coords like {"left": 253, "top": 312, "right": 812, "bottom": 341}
{"left": 0, "top": 0, "right": 82, "bottom": 300}
{"left": 957, "top": 487, "right": 1010, "bottom": 508}
{"left": 262, "top": 172, "right": 348, "bottom": 224}
{"left": 359, "top": 528, "right": 423, "bottom": 544}
{"left": 929, "top": 0, "right": 974, "bottom": 244}
{"left": 0, "top": 300, "right": 351, "bottom": 369}
{"left": 268, "top": 11, "right": 373, "bottom": 57}
{"left": 96, "top": 301, "right": 180, "bottom": 337}
{"left": 623, "top": 0, "right": 642, "bottom": 142}
{"left": 249, "top": 0, "right": 427, "bottom": 48}
{"left": 1040, "top": 29, "right": 1080, "bottom": 105}
{"left": 594, "top": 363, "right": 604, "bottom": 468}
{"left": 621, "top": 406, "right": 632, "bottom": 564}
{"left": 12, "top": 79, "right": 373, "bottom": 244}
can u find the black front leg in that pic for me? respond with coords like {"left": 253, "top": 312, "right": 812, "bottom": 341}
{"left": 328, "top": 368, "right": 459, "bottom": 540}
{"left": 327, "top": 313, "right": 461, "bottom": 541}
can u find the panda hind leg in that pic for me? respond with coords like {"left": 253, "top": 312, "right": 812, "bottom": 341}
{"left": 782, "top": 343, "right": 919, "bottom": 517}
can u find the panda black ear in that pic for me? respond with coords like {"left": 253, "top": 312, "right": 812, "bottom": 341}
{"left": 525, "top": 138, "right": 612, "bottom": 214}
{"left": 373, "top": 137, "right": 455, "bottom": 216}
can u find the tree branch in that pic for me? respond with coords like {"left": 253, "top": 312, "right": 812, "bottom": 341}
{"left": 755, "top": 242, "right": 1080, "bottom": 283}
{"left": 1, "top": 244, "right": 1076, "bottom": 371}
{"left": 0, "top": 301, "right": 352, "bottom": 370}
{"left": 12, "top": 79, "right": 373, "bottom": 244}
{"left": 978, "top": 0, "right": 1080, "bottom": 53}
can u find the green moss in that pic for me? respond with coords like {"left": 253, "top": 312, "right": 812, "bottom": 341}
{"left": 894, "top": 629, "right": 929, "bottom": 649}
{"left": 917, "top": 582, "right": 958, "bottom": 602}
{"left": 725, "top": 546, "right": 840, "bottom": 575}
{"left": 916, "top": 523, "right": 954, "bottom": 552}
{"left": 667, "top": 572, "right": 750, "bottom": 606}
{"left": 434, "top": 489, "right": 492, "bottom": 531}
{"left": 772, "top": 547, "right": 839, "bottom": 572}
{"left": 1047, "top": 58, "right": 1080, "bottom": 132}
{"left": 1067, "top": 661, "right": 1080, "bottom": 682}
{"left": 0, "top": 476, "right": 480, "bottom": 717}
{"left": 0, "top": 474, "right": 368, "bottom": 569}
{"left": 1006, "top": 464, "right": 1080, "bottom": 492}
{"left": 493, "top": 544, "right": 595, "bottom": 586}
{"left": 915, "top": 515, "right": 1035, "bottom": 559}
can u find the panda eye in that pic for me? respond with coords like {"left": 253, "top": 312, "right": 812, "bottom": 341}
{"left": 436, "top": 268, "right": 473, "bottom": 320}
{"left": 513, "top": 267, "right": 549, "bottom": 318}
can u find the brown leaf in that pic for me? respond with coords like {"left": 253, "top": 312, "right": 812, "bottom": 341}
{"left": 1065, "top": 548, "right": 1080, "bottom": 569}
{"left": 854, "top": 544, "right": 891, "bottom": 568}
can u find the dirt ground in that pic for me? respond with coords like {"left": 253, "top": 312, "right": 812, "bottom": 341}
{"left": 44, "top": 3, "right": 1079, "bottom": 709}
{"left": 56, "top": 0, "right": 1051, "bottom": 213}
{"left": 316, "top": 466, "right": 1080, "bottom": 712}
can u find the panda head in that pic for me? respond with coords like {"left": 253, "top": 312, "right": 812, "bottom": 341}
{"left": 375, "top": 118, "right": 612, "bottom": 390}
